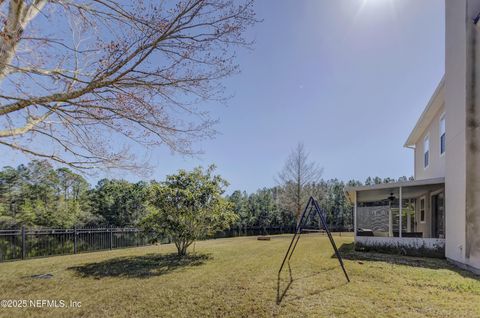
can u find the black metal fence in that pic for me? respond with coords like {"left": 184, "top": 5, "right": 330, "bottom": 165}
{"left": 0, "top": 225, "right": 353, "bottom": 262}
{"left": 214, "top": 226, "right": 296, "bottom": 238}
{"left": 214, "top": 225, "right": 352, "bottom": 238}
{"left": 0, "top": 227, "right": 151, "bottom": 262}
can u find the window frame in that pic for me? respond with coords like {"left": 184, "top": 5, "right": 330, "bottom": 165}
{"left": 420, "top": 197, "right": 426, "bottom": 224}
{"left": 423, "top": 134, "right": 430, "bottom": 169}
{"left": 440, "top": 112, "right": 446, "bottom": 156}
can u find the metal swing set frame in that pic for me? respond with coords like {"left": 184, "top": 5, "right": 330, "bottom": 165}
{"left": 278, "top": 196, "right": 350, "bottom": 283}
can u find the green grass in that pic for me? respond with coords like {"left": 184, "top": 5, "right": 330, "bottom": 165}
{"left": 0, "top": 234, "right": 479, "bottom": 317}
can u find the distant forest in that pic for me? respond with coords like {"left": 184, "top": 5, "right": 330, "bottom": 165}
{"left": 0, "top": 160, "right": 412, "bottom": 230}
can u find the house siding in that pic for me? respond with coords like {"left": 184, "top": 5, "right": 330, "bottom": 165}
{"left": 465, "top": 0, "right": 480, "bottom": 270}
{"left": 444, "top": 0, "right": 480, "bottom": 269}
{"left": 414, "top": 104, "right": 446, "bottom": 181}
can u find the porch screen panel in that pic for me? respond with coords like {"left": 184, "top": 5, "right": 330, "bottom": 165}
{"left": 357, "top": 205, "right": 389, "bottom": 233}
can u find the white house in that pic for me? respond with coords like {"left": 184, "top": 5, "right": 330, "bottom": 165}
{"left": 345, "top": 0, "right": 480, "bottom": 274}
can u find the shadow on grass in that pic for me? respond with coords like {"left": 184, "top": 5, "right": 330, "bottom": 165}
{"left": 276, "top": 232, "right": 350, "bottom": 304}
{"left": 335, "top": 243, "right": 479, "bottom": 279}
{"left": 277, "top": 262, "right": 294, "bottom": 304}
{"left": 68, "top": 253, "right": 211, "bottom": 279}
{"left": 276, "top": 262, "right": 342, "bottom": 304}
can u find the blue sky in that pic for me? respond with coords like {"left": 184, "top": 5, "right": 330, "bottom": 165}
{"left": 0, "top": 0, "right": 445, "bottom": 193}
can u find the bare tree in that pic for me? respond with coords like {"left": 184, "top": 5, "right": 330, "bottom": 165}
{"left": 277, "top": 143, "right": 323, "bottom": 223}
{"left": 0, "top": 0, "right": 256, "bottom": 171}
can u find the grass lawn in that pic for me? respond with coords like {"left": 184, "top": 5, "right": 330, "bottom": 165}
{"left": 0, "top": 234, "right": 479, "bottom": 318}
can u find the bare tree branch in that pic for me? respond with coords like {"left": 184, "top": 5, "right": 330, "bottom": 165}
{"left": 0, "top": 0, "right": 257, "bottom": 171}
{"left": 277, "top": 143, "right": 324, "bottom": 222}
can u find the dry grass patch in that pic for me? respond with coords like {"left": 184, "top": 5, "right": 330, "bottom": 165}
{"left": 0, "top": 234, "right": 479, "bottom": 317}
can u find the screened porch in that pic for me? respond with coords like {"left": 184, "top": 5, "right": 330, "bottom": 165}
{"left": 345, "top": 178, "right": 446, "bottom": 256}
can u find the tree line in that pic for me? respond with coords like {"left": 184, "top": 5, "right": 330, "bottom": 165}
{"left": 0, "top": 160, "right": 411, "bottom": 232}
{"left": 227, "top": 180, "right": 354, "bottom": 233}
{"left": 0, "top": 160, "right": 148, "bottom": 229}
{"left": 227, "top": 176, "right": 412, "bottom": 234}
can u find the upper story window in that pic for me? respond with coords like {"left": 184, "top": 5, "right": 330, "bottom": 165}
{"left": 424, "top": 135, "right": 430, "bottom": 168}
{"left": 440, "top": 113, "right": 446, "bottom": 155}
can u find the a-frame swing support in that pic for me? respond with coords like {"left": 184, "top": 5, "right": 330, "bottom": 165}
{"left": 278, "top": 196, "right": 350, "bottom": 283}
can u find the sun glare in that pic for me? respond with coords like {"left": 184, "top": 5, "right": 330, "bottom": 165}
{"left": 362, "top": 0, "right": 393, "bottom": 7}
{"left": 355, "top": 0, "right": 396, "bottom": 22}
{"left": 364, "top": 0, "right": 383, "bottom": 4}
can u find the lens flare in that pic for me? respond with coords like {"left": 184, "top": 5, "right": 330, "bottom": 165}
{"left": 354, "top": 0, "right": 396, "bottom": 24}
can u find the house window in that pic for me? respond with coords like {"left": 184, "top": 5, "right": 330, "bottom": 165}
{"left": 440, "top": 113, "right": 446, "bottom": 155}
{"left": 424, "top": 136, "right": 430, "bottom": 168}
{"left": 420, "top": 198, "right": 426, "bottom": 223}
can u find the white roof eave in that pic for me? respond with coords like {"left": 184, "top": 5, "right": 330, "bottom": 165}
{"left": 404, "top": 76, "right": 445, "bottom": 148}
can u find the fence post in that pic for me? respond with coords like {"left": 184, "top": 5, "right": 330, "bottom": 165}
{"left": 109, "top": 227, "right": 113, "bottom": 250}
{"left": 74, "top": 226, "right": 77, "bottom": 254}
{"left": 21, "top": 226, "right": 26, "bottom": 260}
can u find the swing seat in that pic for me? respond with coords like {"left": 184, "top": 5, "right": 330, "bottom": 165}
{"left": 301, "top": 229, "right": 326, "bottom": 234}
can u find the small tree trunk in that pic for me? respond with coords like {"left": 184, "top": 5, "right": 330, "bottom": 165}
{"left": 176, "top": 240, "right": 189, "bottom": 256}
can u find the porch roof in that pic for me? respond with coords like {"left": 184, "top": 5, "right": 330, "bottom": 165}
{"left": 345, "top": 177, "right": 445, "bottom": 203}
